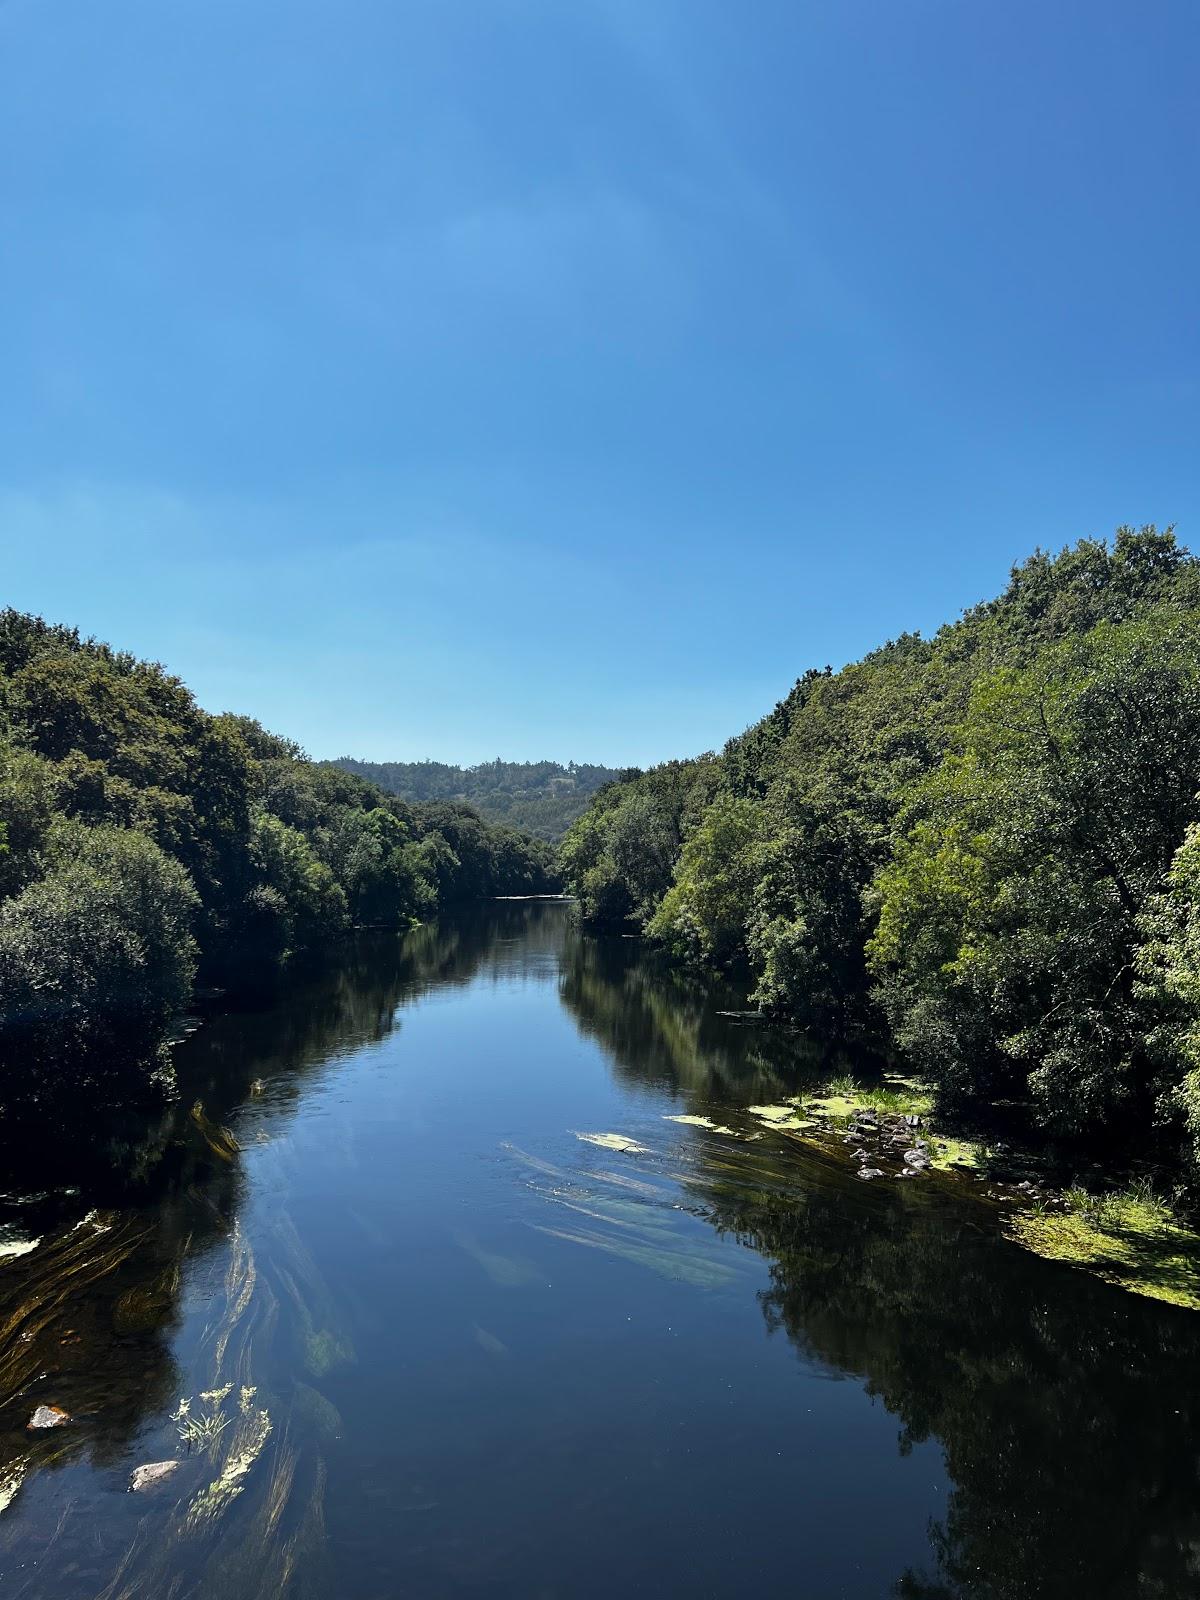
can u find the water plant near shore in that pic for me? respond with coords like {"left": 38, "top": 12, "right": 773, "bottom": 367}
{"left": 1007, "top": 1180, "right": 1200, "bottom": 1310}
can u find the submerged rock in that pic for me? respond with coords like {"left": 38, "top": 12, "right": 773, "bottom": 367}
{"left": 857, "top": 1167, "right": 886, "bottom": 1181}
{"left": 27, "top": 1405, "right": 69, "bottom": 1430}
{"left": 130, "top": 1460, "right": 180, "bottom": 1492}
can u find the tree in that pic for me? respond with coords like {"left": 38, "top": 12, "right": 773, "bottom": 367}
{"left": 649, "top": 795, "right": 763, "bottom": 966}
{"left": 0, "top": 822, "right": 199, "bottom": 1080}
{"left": 869, "top": 615, "right": 1200, "bottom": 1133}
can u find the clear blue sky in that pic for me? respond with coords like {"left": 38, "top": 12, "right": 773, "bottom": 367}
{"left": 2, "top": 0, "right": 1197, "bottom": 766}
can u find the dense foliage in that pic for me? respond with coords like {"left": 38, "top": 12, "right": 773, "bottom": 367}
{"left": 561, "top": 527, "right": 1200, "bottom": 1164}
{"left": 0, "top": 611, "right": 555, "bottom": 1099}
{"left": 335, "top": 756, "right": 620, "bottom": 840}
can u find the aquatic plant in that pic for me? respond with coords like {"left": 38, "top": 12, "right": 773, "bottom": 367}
{"left": 178, "top": 1406, "right": 232, "bottom": 1453}
{"left": 575, "top": 1131, "right": 649, "bottom": 1154}
{"left": 664, "top": 1113, "right": 740, "bottom": 1136}
{"left": 812, "top": 1072, "right": 935, "bottom": 1120}
{"left": 1007, "top": 1179, "right": 1200, "bottom": 1309}
{"left": 0, "top": 1454, "right": 29, "bottom": 1515}
{"left": 190, "top": 1100, "right": 241, "bottom": 1161}
{"left": 185, "top": 1404, "right": 273, "bottom": 1525}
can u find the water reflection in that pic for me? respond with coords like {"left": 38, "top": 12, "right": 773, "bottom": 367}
{"left": 558, "top": 928, "right": 832, "bottom": 1102}
{"left": 0, "top": 915, "right": 520, "bottom": 1595}
{"left": 561, "top": 924, "right": 1200, "bottom": 1600}
{"left": 1, "top": 903, "right": 1198, "bottom": 1599}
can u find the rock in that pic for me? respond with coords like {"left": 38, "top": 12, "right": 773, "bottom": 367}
{"left": 905, "top": 1113, "right": 921, "bottom": 1126}
{"left": 130, "top": 1460, "right": 180, "bottom": 1493}
{"left": 27, "top": 1405, "right": 69, "bottom": 1430}
{"left": 857, "top": 1167, "right": 886, "bottom": 1181}
{"left": 904, "top": 1149, "right": 930, "bottom": 1168}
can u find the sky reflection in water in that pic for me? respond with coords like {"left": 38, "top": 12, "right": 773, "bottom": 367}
{"left": 0, "top": 902, "right": 1198, "bottom": 1599}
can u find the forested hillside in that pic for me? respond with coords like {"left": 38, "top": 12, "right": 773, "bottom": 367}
{"left": 561, "top": 527, "right": 1200, "bottom": 1166}
{"left": 335, "top": 757, "right": 620, "bottom": 840}
{"left": 0, "top": 612, "right": 556, "bottom": 1104}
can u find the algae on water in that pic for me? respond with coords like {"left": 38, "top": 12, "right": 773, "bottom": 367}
{"left": 1007, "top": 1185, "right": 1200, "bottom": 1310}
{"left": 0, "top": 1456, "right": 29, "bottom": 1515}
{"left": 664, "top": 1114, "right": 739, "bottom": 1136}
{"left": 747, "top": 1105, "right": 816, "bottom": 1132}
{"left": 575, "top": 1132, "right": 648, "bottom": 1154}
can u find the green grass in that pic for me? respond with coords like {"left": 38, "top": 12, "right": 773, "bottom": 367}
{"left": 805, "top": 1072, "right": 935, "bottom": 1121}
{"left": 1008, "top": 1179, "right": 1200, "bottom": 1310}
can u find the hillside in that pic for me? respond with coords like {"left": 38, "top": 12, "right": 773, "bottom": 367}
{"left": 334, "top": 757, "right": 622, "bottom": 841}
{"left": 560, "top": 526, "right": 1200, "bottom": 1166}
{"left": 0, "top": 611, "right": 557, "bottom": 1108}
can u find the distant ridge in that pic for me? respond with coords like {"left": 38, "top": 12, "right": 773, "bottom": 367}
{"left": 333, "top": 758, "right": 624, "bottom": 841}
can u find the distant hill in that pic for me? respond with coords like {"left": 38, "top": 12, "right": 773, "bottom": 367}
{"left": 332, "top": 758, "right": 624, "bottom": 841}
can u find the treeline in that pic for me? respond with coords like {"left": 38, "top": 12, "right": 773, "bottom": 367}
{"left": 561, "top": 527, "right": 1200, "bottom": 1166}
{"left": 0, "top": 611, "right": 556, "bottom": 1094}
{"left": 335, "top": 756, "right": 621, "bottom": 840}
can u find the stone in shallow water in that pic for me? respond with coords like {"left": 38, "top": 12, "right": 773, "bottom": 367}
{"left": 130, "top": 1460, "right": 180, "bottom": 1492}
{"left": 27, "top": 1405, "right": 69, "bottom": 1430}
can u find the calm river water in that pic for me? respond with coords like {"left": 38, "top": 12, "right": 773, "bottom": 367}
{"left": 1, "top": 901, "right": 1199, "bottom": 1599}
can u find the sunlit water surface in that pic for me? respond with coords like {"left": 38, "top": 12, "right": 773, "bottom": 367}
{"left": 2, "top": 902, "right": 1199, "bottom": 1599}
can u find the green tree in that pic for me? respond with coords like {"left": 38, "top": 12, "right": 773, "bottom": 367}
{"left": 0, "top": 822, "right": 199, "bottom": 1073}
{"left": 1136, "top": 824, "right": 1200, "bottom": 1166}
{"left": 648, "top": 794, "right": 763, "bottom": 965}
{"left": 869, "top": 615, "right": 1200, "bottom": 1133}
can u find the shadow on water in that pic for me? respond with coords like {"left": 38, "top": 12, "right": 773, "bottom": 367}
{"left": 0, "top": 902, "right": 1199, "bottom": 1598}
{"left": 559, "top": 925, "right": 1200, "bottom": 1600}
{"left": 0, "top": 911, "right": 534, "bottom": 1598}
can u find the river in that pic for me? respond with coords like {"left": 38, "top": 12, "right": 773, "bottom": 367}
{"left": 0, "top": 901, "right": 1198, "bottom": 1598}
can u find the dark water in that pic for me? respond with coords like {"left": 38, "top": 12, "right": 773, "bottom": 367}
{"left": 1, "top": 902, "right": 1199, "bottom": 1599}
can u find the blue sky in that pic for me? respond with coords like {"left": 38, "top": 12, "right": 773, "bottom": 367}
{"left": 2, "top": 0, "right": 1197, "bottom": 765}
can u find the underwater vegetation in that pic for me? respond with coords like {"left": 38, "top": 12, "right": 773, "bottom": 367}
{"left": 505, "top": 1142, "right": 749, "bottom": 1291}
{"left": 567, "top": 1068, "right": 1200, "bottom": 1313}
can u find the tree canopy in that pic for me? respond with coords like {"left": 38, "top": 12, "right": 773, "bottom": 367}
{"left": 560, "top": 527, "right": 1200, "bottom": 1165}
{"left": 0, "top": 610, "right": 557, "bottom": 1107}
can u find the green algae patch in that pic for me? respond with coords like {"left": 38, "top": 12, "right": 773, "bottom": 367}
{"left": 747, "top": 1104, "right": 814, "bottom": 1132}
{"left": 803, "top": 1094, "right": 860, "bottom": 1119}
{"left": 575, "top": 1132, "right": 649, "bottom": 1155}
{"left": 290, "top": 1381, "right": 343, "bottom": 1443}
{"left": 807, "top": 1073, "right": 935, "bottom": 1120}
{"left": 303, "top": 1328, "right": 356, "bottom": 1378}
{"left": 926, "top": 1135, "right": 988, "bottom": 1172}
{"left": 1007, "top": 1187, "right": 1200, "bottom": 1310}
{"left": 664, "top": 1114, "right": 739, "bottom": 1137}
